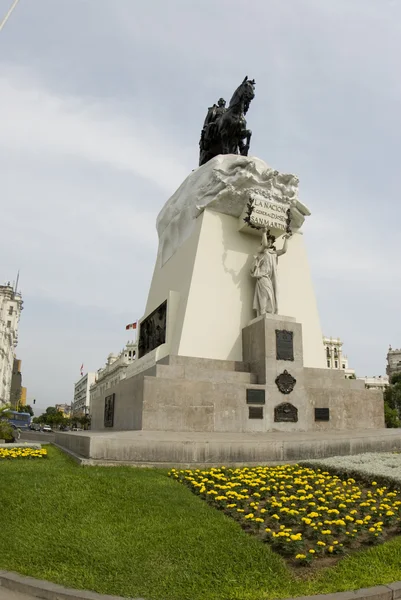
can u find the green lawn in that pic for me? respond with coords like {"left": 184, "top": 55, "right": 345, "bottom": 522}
{"left": 1, "top": 447, "right": 401, "bottom": 600}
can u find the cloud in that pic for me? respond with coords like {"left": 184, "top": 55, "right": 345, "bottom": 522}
{"left": 0, "top": 65, "right": 189, "bottom": 192}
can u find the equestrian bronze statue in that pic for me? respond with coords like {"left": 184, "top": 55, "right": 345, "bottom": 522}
{"left": 199, "top": 76, "right": 256, "bottom": 166}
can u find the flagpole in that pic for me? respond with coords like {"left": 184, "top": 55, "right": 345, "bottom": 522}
{"left": 0, "top": 0, "right": 21, "bottom": 33}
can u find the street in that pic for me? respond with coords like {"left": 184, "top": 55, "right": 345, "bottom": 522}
{"left": 20, "top": 430, "right": 55, "bottom": 444}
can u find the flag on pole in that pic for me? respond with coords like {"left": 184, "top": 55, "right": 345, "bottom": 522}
{"left": 126, "top": 322, "right": 137, "bottom": 330}
{"left": 80, "top": 363, "right": 84, "bottom": 377}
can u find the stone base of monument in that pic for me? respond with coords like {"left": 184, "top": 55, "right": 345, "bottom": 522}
{"left": 54, "top": 429, "right": 401, "bottom": 467}
{"left": 55, "top": 313, "right": 386, "bottom": 465}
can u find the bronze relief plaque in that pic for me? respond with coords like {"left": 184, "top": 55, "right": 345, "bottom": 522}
{"left": 104, "top": 393, "right": 115, "bottom": 428}
{"left": 138, "top": 300, "right": 167, "bottom": 359}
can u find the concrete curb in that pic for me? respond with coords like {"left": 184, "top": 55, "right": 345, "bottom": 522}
{"left": 1, "top": 571, "right": 401, "bottom": 600}
{"left": 0, "top": 571, "right": 144, "bottom": 600}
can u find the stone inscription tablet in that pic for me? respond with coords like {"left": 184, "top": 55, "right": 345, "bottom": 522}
{"left": 315, "top": 407, "right": 330, "bottom": 421}
{"left": 104, "top": 393, "right": 115, "bottom": 428}
{"left": 276, "top": 330, "right": 294, "bottom": 361}
{"left": 249, "top": 406, "right": 264, "bottom": 419}
{"left": 246, "top": 389, "right": 265, "bottom": 405}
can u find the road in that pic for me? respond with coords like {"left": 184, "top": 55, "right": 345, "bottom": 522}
{"left": 19, "top": 430, "right": 55, "bottom": 443}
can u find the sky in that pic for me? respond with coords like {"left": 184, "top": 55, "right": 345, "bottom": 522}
{"left": 1, "top": 0, "right": 400, "bottom": 415}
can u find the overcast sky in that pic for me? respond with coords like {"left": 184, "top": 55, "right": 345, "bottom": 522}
{"left": 1, "top": 0, "right": 400, "bottom": 415}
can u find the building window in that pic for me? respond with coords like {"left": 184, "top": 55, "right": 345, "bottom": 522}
{"left": 8, "top": 306, "right": 13, "bottom": 315}
{"left": 342, "top": 364, "right": 345, "bottom": 369}
{"left": 129, "top": 351, "right": 132, "bottom": 357}
{"left": 334, "top": 348, "right": 338, "bottom": 358}
{"left": 335, "top": 360, "right": 338, "bottom": 368}
{"left": 327, "top": 360, "right": 331, "bottom": 368}
{"left": 326, "top": 347, "right": 330, "bottom": 358}
{"left": 7, "top": 320, "right": 11, "bottom": 328}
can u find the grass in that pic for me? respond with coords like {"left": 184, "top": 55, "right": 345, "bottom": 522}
{"left": 1, "top": 447, "right": 401, "bottom": 600}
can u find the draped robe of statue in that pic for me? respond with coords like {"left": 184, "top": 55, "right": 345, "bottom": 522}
{"left": 250, "top": 248, "right": 279, "bottom": 316}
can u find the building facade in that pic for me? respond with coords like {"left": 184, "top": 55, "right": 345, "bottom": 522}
{"left": 387, "top": 346, "right": 401, "bottom": 379}
{"left": 358, "top": 375, "right": 389, "bottom": 391}
{"left": 9, "top": 358, "right": 28, "bottom": 409}
{"left": 55, "top": 403, "right": 72, "bottom": 417}
{"left": 89, "top": 341, "right": 137, "bottom": 415}
{"left": 20, "top": 386, "right": 27, "bottom": 406}
{"left": 73, "top": 372, "right": 96, "bottom": 416}
{"left": 323, "top": 336, "right": 356, "bottom": 379}
{"left": 0, "top": 283, "right": 23, "bottom": 405}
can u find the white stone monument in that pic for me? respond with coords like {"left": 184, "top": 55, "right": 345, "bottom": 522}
{"left": 142, "top": 154, "right": 325, "bottom": 369}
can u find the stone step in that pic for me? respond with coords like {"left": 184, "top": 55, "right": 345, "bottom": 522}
{"left": 154, "top": 363, "right": 258, "bottom": 384}
{"left": 157, "top": 355, "right": 251, "bottom": 373}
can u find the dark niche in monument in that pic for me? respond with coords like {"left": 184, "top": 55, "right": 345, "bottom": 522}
{"left": 276, "top": 330, "right": 294, "bottom": 361}
{"left": 104, "top": 393, "right": 115, "bottom": 428}
{"left": 249, "top": 406, "right": 264, "bottom": 419}
{"left": 315, "top": 407, "right": 330, "bottom": 421}
{"left": 274, "top": 402, "right": 298, "bottom": 423}
{"left": 275, "top": 370, "right": 296, "bottom": 394}
{"left": 138, "top": 300, "right": 167, "bottom": 359}
{"left": 246, "top": 389, "right": 265, "bottom": 405}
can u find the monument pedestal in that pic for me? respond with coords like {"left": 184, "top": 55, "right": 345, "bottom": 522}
{"left": 142, "top": 154, "right": 325, "bottom": 369}
{"left": 72, "top": 154, "right": 386, "bottom": 464}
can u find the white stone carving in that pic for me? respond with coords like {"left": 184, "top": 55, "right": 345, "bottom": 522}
{"left": 250, "top": 231, "right": 291, "bottom": 316}
{"left": 157, "top": 154, "right": 310, "bottom": 265}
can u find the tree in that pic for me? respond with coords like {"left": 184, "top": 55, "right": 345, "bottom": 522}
{"left": 384, "top": 402, "right": 400, "bottom": 428}
{"left": 383, "top": 375, "right": 401, "bottom": 427}
{"left": 17, "top": 404, "right": 33, "bottom": 416}
{"left": 46, "top": 411, "right": 64, "bottom": 427}
{"left": 79, "top": 415, "right": 91, "bottom": 430}
{"left": 45, "top": 407, "right": 58, "bottom": 416}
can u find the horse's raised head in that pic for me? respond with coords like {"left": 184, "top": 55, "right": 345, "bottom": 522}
{"left": 229, "top": 76, "right": 256, "bottom": 112}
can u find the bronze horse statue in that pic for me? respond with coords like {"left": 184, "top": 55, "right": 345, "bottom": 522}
{"left": 199, "top": 76, "right": 256, "bottom": 166}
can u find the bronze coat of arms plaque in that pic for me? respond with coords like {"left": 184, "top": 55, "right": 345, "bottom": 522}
{"left": 275, "top": 370, "right": 296, "bottom": 394}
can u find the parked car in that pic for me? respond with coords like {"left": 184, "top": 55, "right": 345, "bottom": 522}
{"left": 42, "top": 424, "right": 52, "bottom": 432}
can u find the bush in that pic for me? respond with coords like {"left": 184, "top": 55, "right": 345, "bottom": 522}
{"left": 0, "top": 420, "right": 14, "bottom": 442}
{"left": 384, "top": 402, "right": 400, "bottom": 428}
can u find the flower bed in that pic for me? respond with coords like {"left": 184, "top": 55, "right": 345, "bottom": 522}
{"left": 169, "top": 464, "right": 401, "bottom": 565}
{"left": 0, "top": 447, "right": 47, "bottom": 459}
{"left": 301, "top": 452, "right": 401, "bottom": 487}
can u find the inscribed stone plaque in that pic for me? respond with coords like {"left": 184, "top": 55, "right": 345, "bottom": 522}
{"left": 104, "top": 393, "right": 115, "bottom": 428}
{"left": 138, "top": 300, "right": 167, "bottom": 359}
{"left": 276, "top": 330, "right": 294, "bottom": 361}
{"left": 315, "top": 407, "right": 330, "bottom": 421}
{"left": 274, "top": 402, "right": 298, "bottom": 423}
{"left": 249, "top": 406, "right": 264, "bottom": 419}
{"left": 246, "top": 389, "right": 265, "bottom": 405}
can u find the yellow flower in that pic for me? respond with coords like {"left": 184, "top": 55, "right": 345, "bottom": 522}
{"left": 309, "top": 549, "right": 315, "bottom": 554}
{"left": 296, "top": 554, "right": 306, "bottom": 559}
